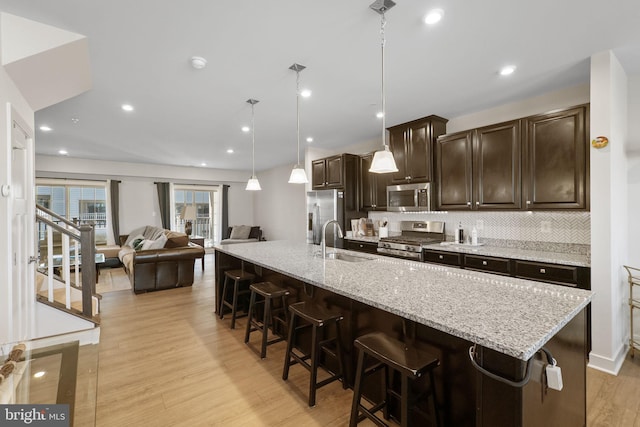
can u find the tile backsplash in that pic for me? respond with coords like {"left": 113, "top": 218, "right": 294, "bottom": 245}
{"left": 367, "top": 210, "right": 590, "bottom": 247}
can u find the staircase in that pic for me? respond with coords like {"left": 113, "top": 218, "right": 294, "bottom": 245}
{"left": 36, "top": 204, "right": 101, "bottom": 325}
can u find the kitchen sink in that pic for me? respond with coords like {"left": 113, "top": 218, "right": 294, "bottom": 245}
{"left": 325, "top": 252, "right": 375, "bottom": 263}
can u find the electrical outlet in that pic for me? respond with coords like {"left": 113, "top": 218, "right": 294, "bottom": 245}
{"left": 540, "top": 221, "right": 551, "bottom": 233}
{"left": 476, "top": 219, "right": 484, "bottom": 231}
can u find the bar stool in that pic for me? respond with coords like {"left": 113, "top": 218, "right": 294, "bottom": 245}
{"left": 244, "top": 281, "right": 290, "bottom": 358}
{"left": 282, "top": 301, "right": 347, "bottom": 407}
{"left": 350, "top": 331, "right": 441, "bottom": 427}
{"left": 218, "top": 269, "right": 255, "bottom": 329}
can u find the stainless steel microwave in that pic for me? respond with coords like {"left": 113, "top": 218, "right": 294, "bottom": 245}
{"left": 386, "top": 183, "right": 431, "bottom": 212}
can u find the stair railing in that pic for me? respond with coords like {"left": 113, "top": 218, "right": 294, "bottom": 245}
{"left": 35, "top": 204, "right": 96, "bottom": 318}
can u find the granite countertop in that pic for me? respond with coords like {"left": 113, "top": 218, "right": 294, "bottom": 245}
{"left": 344, "top": 235, "right": 380, "bottom": 243}
{"left": 214, "top": 240, "right": 592, "bottom": 361}
{"left": 424, "top": 242, "right": 590, "bottom": 267}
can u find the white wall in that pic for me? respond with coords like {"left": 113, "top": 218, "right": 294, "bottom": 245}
{"left": 589, "top": 51, "right": 629, "bottom": 374}
{"left": 628, "top": 74, "right": 640, "bottom": 264}
{"left": 252, "top": 164, "right": 306, "bottom": 241}
{"left": 36, "top": 155, "right": 256, "bottom": 239}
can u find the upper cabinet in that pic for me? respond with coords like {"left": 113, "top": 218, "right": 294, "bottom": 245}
{"left": 388, "top": 116, "right": 448, "bottom": 184}
{"left": 523, "top": 105, "right": 588, "bottom": 210}
{"left": 312, "top": 154, "right": 346, "bottom": 189}
{"left": 359, "top": 152, "right": 391, "bottom": 211}
{"left": 434, "top": 104, "right": 589, "bottom": 211}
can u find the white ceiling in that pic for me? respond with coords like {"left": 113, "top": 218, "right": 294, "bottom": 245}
{"left": 1, "top": 0, "right": 639, "bottom": 173}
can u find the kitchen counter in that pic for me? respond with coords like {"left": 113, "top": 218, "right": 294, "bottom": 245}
{"left": 214, "top": 240, "right": 591, "bottom": 361}
{"left": 344, "top": 235, "right": 380, "bottom": 243}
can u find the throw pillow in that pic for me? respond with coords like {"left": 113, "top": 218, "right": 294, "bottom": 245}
{"left": 128, "top": 234, "right": 145, "bottom": 248}
{"left": 149, "top": 234, "right": 168, "bottom": 249}
{"left": 230, "top": 225, "right": 251, "bottom": 240}
{"left": 124, "top": 227, "right": 147, "bottom": 247}
{"left": 141, "top": 239, "right": 156, "bottom": 251}
{"left": 164, "top": 230, "right": 189, "bottom": 248}
{"left": 133, "top": 238, "right": 145, "bottom": 251}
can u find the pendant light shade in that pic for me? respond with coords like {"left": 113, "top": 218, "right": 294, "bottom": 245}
{"left": 245, "top": 98, "right": 261, "bottom": 191}
{"left": 288, "top": 63, "right": 309, "bottom": 184}
{"left": 369, "top": 0, "right": 399, "bottom": 174}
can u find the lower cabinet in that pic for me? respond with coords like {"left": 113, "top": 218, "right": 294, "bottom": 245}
{"left": 345, "top": 240, "right": 379, "bottom": 254}
{"left": 422, "top": 249, "right": 590, "bottom": 289}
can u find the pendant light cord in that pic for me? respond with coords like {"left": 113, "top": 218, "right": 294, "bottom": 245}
{"left": 296, "top": 70, "right": 301, "bottom": 166}
{"left": 251, "top": 102, "right": 256, "bottom": 176}
{"left": 381, "top": 12, "right": 387, "bottom": 149}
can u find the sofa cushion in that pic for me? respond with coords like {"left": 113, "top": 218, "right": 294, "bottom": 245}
{"left": 124, "top": 227, "right": 147, "bottom": 247}
{"left": 230, "top": 225, "right": 252, "bottom": 239}
{"left": 164, "top": 230, "right": 189, "bottom": 248}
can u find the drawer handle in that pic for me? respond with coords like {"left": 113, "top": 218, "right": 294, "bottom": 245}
{"left": 482, "top": 261, "right": 488, "bottom": 266}
{"left": 439, "top": 255, "right": 444, "bottom": 259}
{"left": 540, "top": 268, "right": 546, "bottom": 274}
{"left": 359, "top": 244, "right": 363, "bottom": 248}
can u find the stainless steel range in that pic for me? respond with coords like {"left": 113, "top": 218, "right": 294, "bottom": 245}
{"left": 377, "top": 221, "right": 445, "bottom": 261}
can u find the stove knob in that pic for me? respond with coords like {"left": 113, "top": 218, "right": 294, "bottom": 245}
{"left": 405, "top": 245, "right": 411, "bottom": 251}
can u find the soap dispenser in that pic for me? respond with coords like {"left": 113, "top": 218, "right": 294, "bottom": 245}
{"left": 455, "top": 222, "right": 464, "bottom": 244}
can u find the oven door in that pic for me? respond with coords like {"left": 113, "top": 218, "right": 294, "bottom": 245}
{"left": 377, "top": 247, "right": 424, "bottom": 261}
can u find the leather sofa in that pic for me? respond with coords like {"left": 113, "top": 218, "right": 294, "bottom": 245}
{"left": 118, "top": 226, "right": 205, "bottom": 293}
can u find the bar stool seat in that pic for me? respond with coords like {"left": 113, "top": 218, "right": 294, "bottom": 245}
{"left": 350, "top": 331, "right": 441, "bottom": 427}
{"left": 282, "top": 301, "right": 347, "bottom": 407}
{"left": 219, "top": 269, "right": 255, "bottom": 329}
{"left": 244, "top": 281, "right": 290, "bottom": 358}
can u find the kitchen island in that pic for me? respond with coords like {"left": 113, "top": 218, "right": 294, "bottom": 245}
{"left": 215, "top": 240, "right": 592, "bottom": 426}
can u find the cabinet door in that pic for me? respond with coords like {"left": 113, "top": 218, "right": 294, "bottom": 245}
{"left": 359, "top": 154, "right": 375, "bottom": 210}
{"left": 435, "top": 131, "right": 473, "bottom": 210}
{"left": 406, "top": 120, "right": 432, "bottom": 182}
{"left": 389, "top": 126, "right": 408, "bottom": 184}
{"left": 326, "top": 155, "right": 344, "bottom": 188}
{"left": 311, "top": 159, "right": 326, "bottom": 189}
{"left": 374, "top": 168, "right": 390, "bottom": 209}
{"left": 474, "top": 120, "right": 522, "bottom": 209}
{"left": 524, "top": 105, "right": 588, "bottom": 209}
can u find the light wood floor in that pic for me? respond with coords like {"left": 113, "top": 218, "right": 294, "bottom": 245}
{"left": 95, "top": 254, "right": 640, "bottom": 426}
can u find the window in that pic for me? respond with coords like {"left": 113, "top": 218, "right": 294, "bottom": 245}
{"left": 174, "top": 186, "right": 220, "bottom": 247}
{"left": 36, "top": 181, "right": 109, "bottom": 245}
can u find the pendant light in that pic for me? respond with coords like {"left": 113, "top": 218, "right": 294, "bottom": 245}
{"left": 369, "top": 0, "right": 399, "bottom": 174}
{"left": 288, "top": 63, "right": 309, "bottom": 184}
{"left": 245, "top": 98, "right": 261, "bottom": 191}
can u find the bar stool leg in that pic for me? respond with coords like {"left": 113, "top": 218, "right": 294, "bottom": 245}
{"left": 334, "top": 321, "right": 347, "bottom": 389}
{"left": 219, "top": 275, "right": 229, "bottom": 319}
{"left": 349, "top": 350, "right": 366, "bottom": 427}
{"left": 282, "top": 313, "right": 297, "bottom": 381}
{"left": 260, "top": 295, "right": 271, "bottom": 358}
{"left": 244, "top": 290, "right": 257, "bottom": 344}
{"left": 308, "top": 323, "right": 320, "bottom": 406}
{"left": 400, "top": 375, "right": 409, "bottom": 427}
{"left": 230, "top": 280, "right": 240, "bottom": 329}
{"left": 429, "top": 371, "right": 440, "bottom": 427}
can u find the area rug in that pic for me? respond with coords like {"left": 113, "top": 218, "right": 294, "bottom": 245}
{"left": 96, "top": 267, "right": 131, "bottom": 293}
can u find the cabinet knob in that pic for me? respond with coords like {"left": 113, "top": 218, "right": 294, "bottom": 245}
{"left": 482, "top": 261, "right": 488, "bottom": 266}
{"left": 359, "top": 244, "right": 363, "bottom": 248}
{"left": 526, "top": 200, "right": 531, "bottom": 205}
{"left": 467, "top": 201, "right": 471, "bottom": 206}
{"left": 540, "top": 268, "right": 546, "bottom": 274}
{"left": 439, "top": 255, "right": 444, "bottom": 259}
{"left": 476, "top": 201, "right": 480, "bottom": 206}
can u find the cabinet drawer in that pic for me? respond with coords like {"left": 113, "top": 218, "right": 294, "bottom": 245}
{"left": 464, "top": 254, "right": 511, "bottom": 276}
{"left": 423, "top": 250, "right": 462, "bottom": 267}
{"left": 514, "top": 261, "right": 579, "bottom": 287}
{"left": 346, "top": 241, "right": 379, "bottom": 254}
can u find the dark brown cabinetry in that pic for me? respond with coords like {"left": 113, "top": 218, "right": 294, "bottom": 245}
{"left": 523, "top": 105, "right": 589, "bottom": 210}
{"left": 359, "top": 152, "right": 391, "bottom": 211}
{"left": 312, "top": 154, "right": 358, "bottom": 190}
{"left": 423, "top": 249, "right": 463, "bottom": 267}
{"left": 514, "top": 260, "right": 590, "bottom": 288}
{"left": 435, "top": 105, "right": 588, "bottom": 211}
{"left": 388, "top": 116, "right": 448, "bottom": 185}
{"left": 435, "top": 120, "right": 521, "bottom": 211}
{"left": 345, "top": 240, "right": 379, "bottom": 254}
{"left": 463, "top": 254, "right": 512, "bottom": 276}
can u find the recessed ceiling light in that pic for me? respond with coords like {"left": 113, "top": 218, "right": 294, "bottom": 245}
{"left": 306, "top": 137, "right": 313, "bottom": 143}
{"left": 58, "top": 149, "right": 68, "bottom": 155}
{"left": 424, "top": 9, "right": 444, "bottom": 25}
{"left": 376, "top": 112, "right": 384, "bottom": 119}
{"left": 499, "top": 65, "right": 516, "bottom": 76}
{"left": 191, "top": 56, "right": 207, "bottom": 69}
{"left": 241, "top": 126, "right": 250, "bottom": 133}
{"left": 121, "top": 104, "right": 134, "bottom": 112}
{"left": 33, "top": 371, "right": 45, "bottom": 378}
{"left": 226, "top": 149, "right": 234, "bottom": 154}
{"left": 71, "top": 116, "right": 79, "bottom": 124}
{"left": 39, "top": 125, "right": 52, "bottom": 132}
{"left": 300, "top": 89, "right": 312, "bottom": 98}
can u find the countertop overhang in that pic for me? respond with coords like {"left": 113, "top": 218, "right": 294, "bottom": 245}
{"left": 214, "top": 240, "right": 592, "bottom": 361}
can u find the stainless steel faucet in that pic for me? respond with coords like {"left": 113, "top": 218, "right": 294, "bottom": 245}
{"left": 321, "top": 219, "right": 343, "bottom": 259}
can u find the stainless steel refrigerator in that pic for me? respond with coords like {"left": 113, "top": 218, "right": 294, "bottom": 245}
{"left": 306, "top": 189, "right": 345, "bottom": 248}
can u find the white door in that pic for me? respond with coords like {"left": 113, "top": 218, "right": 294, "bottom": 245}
{"left": 1, "top": 105, "right": 35, "bottom": 344}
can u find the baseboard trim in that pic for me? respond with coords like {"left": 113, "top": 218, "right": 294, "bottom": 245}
{"left": 588, "top": 342, "right": 628, "bottom": 375}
